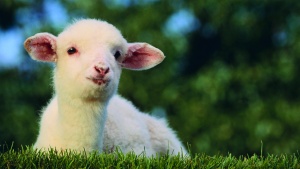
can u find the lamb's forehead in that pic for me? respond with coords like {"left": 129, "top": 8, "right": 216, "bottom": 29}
{"left": 58, "top": 19, "right": 126, "bottom": 46}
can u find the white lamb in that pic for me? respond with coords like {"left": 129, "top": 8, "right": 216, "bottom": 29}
{"left": 24, "top": 18, "right": 187, "bottom": 156}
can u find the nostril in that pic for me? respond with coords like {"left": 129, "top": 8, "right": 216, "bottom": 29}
{"left": 94, "top": 66, "right": 100, "bottom": 73}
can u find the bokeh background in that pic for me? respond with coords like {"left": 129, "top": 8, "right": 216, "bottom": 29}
{"left": 1, "top": 0, "right": 300, "bottom": 156}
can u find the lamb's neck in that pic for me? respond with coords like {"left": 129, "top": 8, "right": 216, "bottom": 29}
{"left": 57, "top": 96, "right": 107, "bottom": 124}
{"left": 56, "top": 95, "right": 108, "bottom": 152}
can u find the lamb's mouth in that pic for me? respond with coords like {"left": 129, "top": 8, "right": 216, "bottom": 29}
{"left": 87, "top": 77, "right": 110, "bottom": 85}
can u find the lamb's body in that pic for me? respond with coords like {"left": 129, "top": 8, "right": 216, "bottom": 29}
{"left": 24, "top": 18, "right": 187, "bottom": 156}
{"left": 36, "top": 95, "right": 185, "bottom": 155}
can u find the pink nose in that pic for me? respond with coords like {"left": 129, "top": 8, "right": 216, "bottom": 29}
{"left": 94, "top": 65, "right": 109, "bottom": 76}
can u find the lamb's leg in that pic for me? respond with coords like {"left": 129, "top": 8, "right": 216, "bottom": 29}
{"left": 145, "top": 115, "right": 187, "bottom": 155}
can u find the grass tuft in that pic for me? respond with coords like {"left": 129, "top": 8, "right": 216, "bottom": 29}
{"left": 0, "top": 146, "right": 300, "bottom": 168}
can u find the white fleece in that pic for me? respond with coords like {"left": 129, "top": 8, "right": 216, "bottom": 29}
{"left": 24, "top": 18, "right": 187, "bottom": 156}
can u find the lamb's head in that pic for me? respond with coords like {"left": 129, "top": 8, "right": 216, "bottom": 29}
{"left": 24, "top": 19, "right": 165, "bottom": 102}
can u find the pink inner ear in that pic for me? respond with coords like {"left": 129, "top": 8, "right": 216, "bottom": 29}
{"left": 24, "top": 33, "right": 57, "bottom": 62}
{"left": 30, "top": 41, "right": 56, "bottom": 60}
{"left": 122, "top": 43, "right": 165, "bottom": 70}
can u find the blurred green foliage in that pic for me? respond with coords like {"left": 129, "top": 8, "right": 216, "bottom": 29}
{"left": 1, "top": 0, "right": 300, "bottom": 155}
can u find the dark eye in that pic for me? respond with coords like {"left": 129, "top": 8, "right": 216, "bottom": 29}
{"left": 67, "top": 47, "right": 77, "bottom": 55}
{"left": 114, "top": 51, "right": 121, "bottom": 59}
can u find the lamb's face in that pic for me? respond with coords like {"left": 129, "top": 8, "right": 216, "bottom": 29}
{"left": 55, "top": 20, "right": 127, "bottom": 101}
{"left": 24, "top": 18, "right": 166, "bottom": 102}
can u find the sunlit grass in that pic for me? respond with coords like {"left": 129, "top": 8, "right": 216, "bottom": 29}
{"left": 1, "top": 146, "right": 299, "bottom": 168}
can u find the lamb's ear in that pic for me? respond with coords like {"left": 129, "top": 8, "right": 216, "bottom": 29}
{"left": 24, "top": 33, "right": 57, "bottom": 62}
{"left": 121, "top": 43, "right": 165, "bottom": 70}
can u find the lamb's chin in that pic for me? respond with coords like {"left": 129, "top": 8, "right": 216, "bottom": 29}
{"left": 80, "top": 84, "right": 115, "bottom": 101}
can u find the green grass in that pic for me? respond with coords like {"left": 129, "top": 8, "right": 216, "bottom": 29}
{"left": 1, "top": 147, "right": 300, "bottom": 169}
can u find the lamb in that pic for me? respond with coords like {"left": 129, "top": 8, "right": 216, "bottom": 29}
{"left": 24, "top": 18, "right": 187, "bottom": 156}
